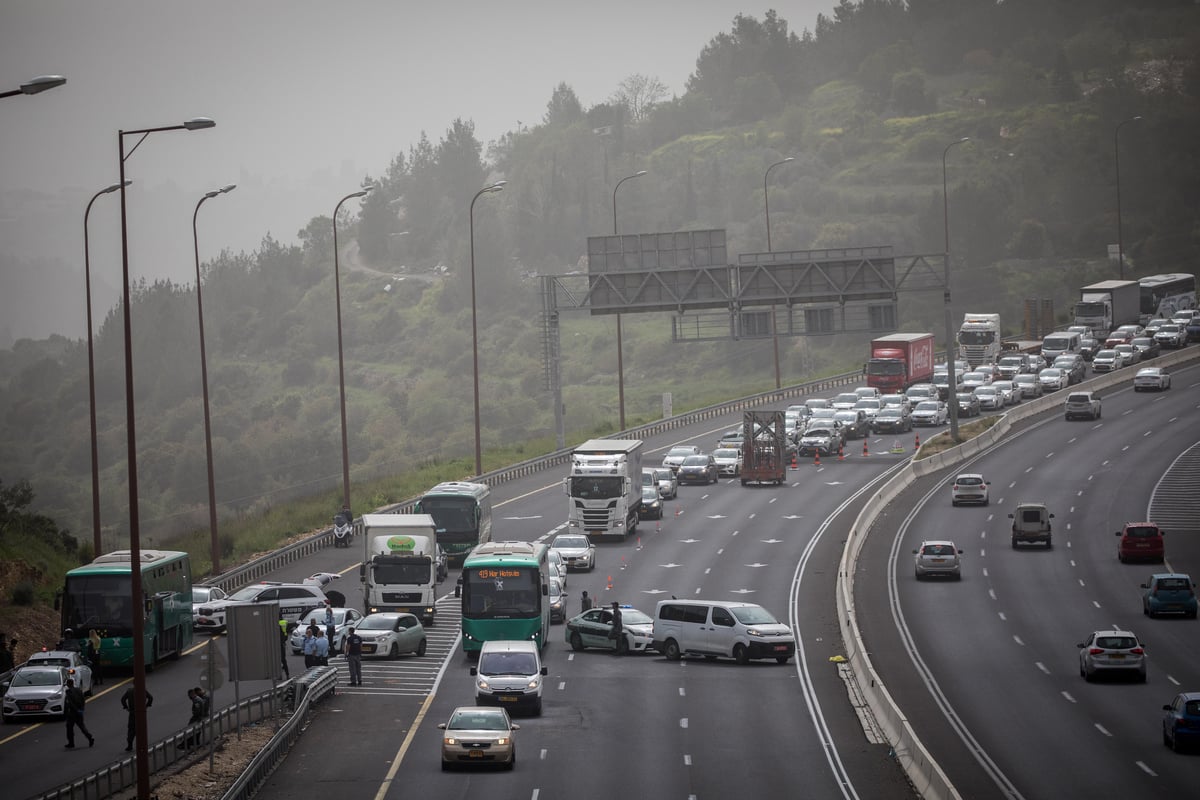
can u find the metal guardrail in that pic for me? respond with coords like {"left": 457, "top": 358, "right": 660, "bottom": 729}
{"left": 204, "top": 367, "right": 867, "bottom": 593}
{"left": 37, "top": 680, "right": 293, "bottom": 800}
{"left": 220, "top": 666, "right": 339, "bottom": 800}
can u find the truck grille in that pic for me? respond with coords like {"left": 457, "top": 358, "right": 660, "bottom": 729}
{"left": 382, "top": 592, "right": 422, "bottom": 603}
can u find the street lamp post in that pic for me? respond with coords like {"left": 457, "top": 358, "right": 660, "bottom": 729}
{"left": 469, "top": 181, "right": 506, "bottom": 476}
{"left": 1114, "top": 115, "right": 1142, "bottom": 280}
{"left": 0, "top": 74, "right": 66, "bottom": 99}
{"left": 764, "top": 157, "right": 794, "bottom": 390}
{"left": 83, "top": 181, "right": 130, "bottom": 557}
{"left": 332, "top": 186, "right": 376, "bottom": 509}
{"left": 118, "top": 116, "right": 214, "bottom": 800}
{"left": 612, "top": 170, "right": 646, "bottom": 431}
{"left": 192, "top": 184, "right": 236, "bottom": 575}
{"left": 942, "top": 137, "right": 969, "bottom": 443}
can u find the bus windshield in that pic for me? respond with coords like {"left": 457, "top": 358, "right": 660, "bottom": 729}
{"left": 463, "top": 566, "right": 541, "bottom": 619}
{"left": 62, "top": 574, "right": 135, "bottom": 637}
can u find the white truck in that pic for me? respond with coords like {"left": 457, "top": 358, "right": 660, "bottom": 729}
{"left": 563, "top": 439, "right": 642, "bottom": 540}
{"left": 957, "top": 313, "right": 1002, "bottom": 368}
{"left": 1074, "top": 280, "right": 1140, "bottom": 337}
{"left": 360, "top": 514, "right": 440, "bottom": 625}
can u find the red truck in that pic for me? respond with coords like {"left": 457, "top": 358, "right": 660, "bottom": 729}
{"left": 864, "top": 333, "right": 936, "bottom": 394}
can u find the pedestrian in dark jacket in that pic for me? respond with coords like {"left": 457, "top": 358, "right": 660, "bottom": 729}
{"left": 64, "top": 678, "right": 94, "bottom": 749}
{"left": 580, "top": 590, "right": 592, "bottom": 612}
{"left": 121, "top": 685, "right": 153, "bottom": 751}
{"left": 344, "top": 627, "right": 363, "bottom": 686}
{"left": 609, "top": 602, "right": 624, "bottom": 655}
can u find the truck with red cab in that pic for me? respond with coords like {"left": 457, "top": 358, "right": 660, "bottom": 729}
{"left": 864, "top": 333, "right": 936, "bottom": 394}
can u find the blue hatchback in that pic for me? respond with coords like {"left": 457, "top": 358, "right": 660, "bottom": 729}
{"left": 1163, "top": 692, "right": 1200, "bottom": 752}
{"left": 1142, "top": 573, "right": 1198, "bottom": 619}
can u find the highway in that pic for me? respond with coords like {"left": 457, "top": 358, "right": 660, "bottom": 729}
{"left": 856, "top": 360, "right": 1200, "bottom": 799}
{"left": 8, "top": 359, "right": 1196, "bottom": 799}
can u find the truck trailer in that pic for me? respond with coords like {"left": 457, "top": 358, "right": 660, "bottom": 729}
{"left": 361, "top": 514, "right": 440, "bottom": 624}
{"left": 564, "top": 439, "right": 642, "bottom": 539}
{"left": 1074, "top": 280, "right": 1140, "bottom": 337}
{"left": 741, "top": 410, "right": 787, "bottom": 485}
{"left": 864, "top": 332, "right": 936, "bottom": 393}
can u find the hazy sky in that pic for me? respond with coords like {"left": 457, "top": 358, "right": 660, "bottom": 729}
{"left": 2, "top": 1, "right": 836, "bottom": 340}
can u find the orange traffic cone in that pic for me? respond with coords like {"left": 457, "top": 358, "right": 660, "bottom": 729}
{"left": 914, "top": 432, "right": 920, "bottom": 450}
{"left": 862, "top": 439, "right": 869, "bottom": 457}
{"left": 606, "top": 575, "right": 613, "bottom": 590}
{"left": 790, "top": 452, "right": 798, "bottom": 470}
{"left": 838, "top": 444, "right": 845, "bottom": 462}
{"left": 814, "top": 451, "right": 821, "bottom": 467}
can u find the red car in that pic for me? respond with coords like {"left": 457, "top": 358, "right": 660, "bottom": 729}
{"left": 1116, "top": 522, "right": 1165, "bottom": 563}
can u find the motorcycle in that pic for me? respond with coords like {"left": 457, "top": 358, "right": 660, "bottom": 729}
{"left": 332, "top": 513, "right": 353, "bottom": 548}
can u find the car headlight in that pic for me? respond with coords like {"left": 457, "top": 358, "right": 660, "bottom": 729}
{"left": 526, "top": 678, "right": 540, "bottom": 690}
{"left": 746, "top": 628, "right": 763, "bottom": 637}
{"left": 495, "top": 737, "right": 510, "bottom": 745}
{"left": 477, "top": 679, "right": 490, "bottom": 690}
{"left": 444, "top": 736, "right": 458, "bottom": 745}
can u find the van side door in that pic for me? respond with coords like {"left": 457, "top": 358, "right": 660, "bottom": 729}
{"left": 706, "top": 605, "right": 738, "bottom": 657}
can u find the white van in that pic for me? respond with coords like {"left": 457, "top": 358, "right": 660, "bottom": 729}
{"left": 470, "top": 639, "right": 547, "bottom": 715}
{"left": 651, "top": 599, "right": 795, "bottom": 664}
{"left": 1040, "top": 331, "right": 1082, "bottom": 365}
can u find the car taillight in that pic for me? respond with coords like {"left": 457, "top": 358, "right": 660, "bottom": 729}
{"left": 1088, "top": 648, "right": 1105, "bottom": 655}
{"left": 1130, "top": 647, "right": 1144, "bottom": 655}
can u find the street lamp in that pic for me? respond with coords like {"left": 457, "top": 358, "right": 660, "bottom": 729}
{"left": 1114, "top": 115, "right": 1142, "bottom": 279}
{"left": 469, "top": 181, "right": 506, "bottom": 476}
{"left": 764, "top": 157, "right": 795, "bottom": 389}
{"left": 0, "top": 74, "right": 66, "bottom": 99}
{"left": 942, "top": 137, "right": 969, "bottom": 443}
{"left": 117, "top": 115, "right": 214, "bottom": 800}
{"left": 193, "top": 184, "right": 236, "bottom": 575}
{"left": 332, "top": 185, "right": 377, "bottom": 509}
{"left": 83, "top": 180, "right": 130, "bottom": 558}
{"left": 612, "top": 170, "right": 646, "bottom": 431}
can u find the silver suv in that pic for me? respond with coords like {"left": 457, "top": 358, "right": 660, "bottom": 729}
{"left": 913, "top": 541, "right": 963, "bottom": 580}
{"left": 1064, "top": 391, "right": 1101, "bottom": 421}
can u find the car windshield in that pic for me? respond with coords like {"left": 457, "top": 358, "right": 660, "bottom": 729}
{"left": 666, "top": 447, "right": 695, "bottom": 457}
{"left": 1125, "top": 526, "right": 1159, "bottom": 538}
{"left": 1040, "top": 369, "right": 1063, "bottom": 376}
{"left": 1095, "top": 636, "right": 1136, "bottom": 649}
{"left": 448, "top": 710, "right": 509, "bottom": 731}
{"left": 805, "top": 428, "right": 833, "bottom": 437}
{"left": 976, "top": 387, "right": 996, "bottom": 395}
{"left": 921, "top": 544, "right": 956, "bottom": 556}
{"left": 29, "top": 656, "right": 72, "bottom": 667}
{"left": 713, "top": 449, "right": 739, "bottom": 459}
{"left": 877, "top": 409, "right": 902, "bottom": 418}
{"left": 227, "top": 586, "right": 269, "bottom": 602}
{"left": 357, "top": 615, "right": 401, "bottom": 631}
{"left": 956, "top": 476, "right": 982, "bottom": 485}
{"left": 916, "top": 401, "right": 939, "bottom": 411}
{"left": 1136, "top": 369, "right": 1160, "bottom": 377}
{"left": 191, "top": 588, "right": 212, "bottom": 603}
{"left": 730, "top": 605, "right": 780, "bottom": 625}
{"left": 681, "top": 456, "right": 708, "bottom": 466}
{"left": 477, "top": 652, "right": 539, "bottom": 676}
{"left": 617, "top": 608, "right": 653, "bottom": 625}
{"left": 12, "top": 670, "right": 62, "bottom": 687}
{"left": 834, "top": 393, "right": 858, "bottom": 404}
{"left": 854, "top": 400, "right": 881, "bottom": 410}
{"left": 553, "top": 536, "right": 589, "bottom": 549}
{"left": 642, "top": 487, "right": 659, "bottom": 501}
{"left": 300, "top": 609, "right": 348, "bottom": 625}
{"left": 1158, "top": 578, "right": 1191, "bottom": 591}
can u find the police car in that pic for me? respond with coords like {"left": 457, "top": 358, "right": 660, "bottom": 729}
{"left": 195, "top": 581, "right": 328, "bottom": 632}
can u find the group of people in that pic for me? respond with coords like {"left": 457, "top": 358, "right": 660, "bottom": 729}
{"left": 54, "top": 628, "right": 105, "bottom": 686}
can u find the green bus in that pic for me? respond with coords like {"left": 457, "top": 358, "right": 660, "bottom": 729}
{"left": 460, "top": 541, "right": 550, "bottom": 654}
{"left": 414, "top": 481, "right": 493, "bottom": 563}
{"left": 58, "top": 549, "right": 194, "bottom": 668}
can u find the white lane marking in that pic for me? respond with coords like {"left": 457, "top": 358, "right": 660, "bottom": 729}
{"left": 1062, "top": 692, "right": 1077, "bottom": 703}
{"left": 1136, "top": 761, "right": 1157, "bottom": 777}
{"left": 1095, "top": 723, "right": 1112, "bottom": 737}
{"left": 1013, "top": 635, "right": 1025, "bottom": 646}
{"left": 1035, "top": 662, "right": 1049, "bottom": 674}
{"left": 680, "top": 718, "right": 688, "bottom": 729}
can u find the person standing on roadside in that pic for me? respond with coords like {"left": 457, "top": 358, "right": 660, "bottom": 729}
{"left": 609, "top": 602, "right": 624, "bottom": 655}
{"left": 278, "top": 617, "right": 291, "bottom": 678}
{"left": 580, "top": 590, "right": 592, "bottom": 612}
{"left": 343, "top": 626, "right": 363, "bottom": 686}
{"left": 121, "top": 685, "right": 153, "bottom": 751}
{"left": 313, "top": 627, "right": 330, "bottom": 667}
{"left": 64, "top": 677, "right": 94, "bottom": 749}
{"left": 323, "top": 602, "right": 337, "bottom": 655}
{"left": 301, "top": 625, "right": 317, "bottom": 669}
{"left": 0, "top": 633, "right": 12, "bottom": 672}
{"left": 86, "top": 629, "right": 103, "bottom": 686}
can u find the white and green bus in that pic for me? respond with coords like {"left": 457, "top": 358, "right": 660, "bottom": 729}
{"left": 460, "top": 541, "right": 550, "bottom": 655}
{"left": 1139, "top": 273, "right": 1196, "bottom": 324}
{"left": 414, "top": 481, "right": 493, "bottom": 564}
{"left": 58, "top": 549, "right": 194, "bottom": 668}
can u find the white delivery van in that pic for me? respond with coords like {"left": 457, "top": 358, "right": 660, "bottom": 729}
{"left": 651, "top": 599, "right": 795, "bottom": 665}
{"left": 469, "top": 640, "right": 547, "bottom": 716}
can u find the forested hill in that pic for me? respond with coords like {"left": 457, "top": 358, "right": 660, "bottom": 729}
{"left": 2, "top": 0, "right": 1197, "bottom": 559}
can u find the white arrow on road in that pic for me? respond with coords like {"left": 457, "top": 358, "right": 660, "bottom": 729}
{"left": 782, "top": 514, "right": 804, "bottom": 520}
{"left": 642, "top": 589, "right": 671, "bottom": 594}
{"left": 706, "top": 515, "right": 727, "bottom": 519}
{"left": 825, "top": 481, "right": 845, "bottom": 486}
{"left": 678, "top": 538, "right": 701, "bottom": 544}
{"left": 729, "top": 588, "right": 757, "bottom": 594}
{"left": 503, "top": 515, "right": 543, "bottom": 520}
{"left": 659, "top": 563, "right": 682, "bottom": 569}
{"left": 744, "top": 563, "right": 769, "bottom": 568}
{"left": 761, "top": 538, "right": 783, "bottom": 544}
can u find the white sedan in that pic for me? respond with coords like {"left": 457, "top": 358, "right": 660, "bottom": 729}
{"left": 24, "top": 650, "right": 94, "bottom": 696}
{"left": 289, "top": 607, "right": 364, "bottom": 655}
{"left": 1133, "top": 367, "right": 1171, "bottom": 391}
{"left": 355, "top": 612, "right": 428, "bottom": 659}
{"left": 1038, "top": 367, "right": 1070, "bottom": 391}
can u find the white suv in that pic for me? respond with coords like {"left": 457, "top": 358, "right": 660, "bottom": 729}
{"left": 1064, "top": 391, "right": 1101, "bottom": 421}
{"left": 950, "top": 474, "right": 990, "bottom": 506}
{"left": 913, "top": 540, "right": 963, "bottom": 580}
{"left": 195, "top": 581, "right": 328, "bottom": 631}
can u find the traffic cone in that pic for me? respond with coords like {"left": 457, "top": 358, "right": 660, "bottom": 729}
{"left": 813, "top": 451, "right": 821, "bottom": 467}
{"left": 862, "top": 439, "right": 869, "bottom": 457}
{"left": 638, "top": 536, "right": 644, "bottom": 549}
{"left": 790, "top": 452, "right": 798, "bottom": 470}
{"left": 914, "top": 432, "right": 920, "bottom": 450}
{"left": 837, "top": 444, "right": 845, "bottom": 462}
{"left": 606, "top": 575, "right": 613, "bottom": 590}
{"left": 620, "top": 556, "right": 627, "bottom": 570}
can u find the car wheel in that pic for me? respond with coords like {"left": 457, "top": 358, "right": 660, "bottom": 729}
{"left": 532, "top": 697, "right": 542, "bottom": 716}
{"left": 507, "top": 746, "right": 516, "bottom": 770}
{"left": 388, "top": 642, "right": 399, "bottom": 659}
{"left": 1079, "top": 661, "right": 1086, "bottom": 678}
{"left": 616, "top": 636, "right": 630, "bottom": 656}
{"left": 776, "top": 655, "right": 791, "bottom": 664}
{"left": 1011, "top": 539, "right": 1019, "bottom": 550}
{"left": 570, "top": 632, "right": 585, "bottom": 652}
{"left": 441, "top": 760, "right": 451, "bottom": 772}
{"left": 733, "top": 644, "right": 750, "bottom": 665}
{"left": 416, "top": 638, "right": 427, "bottom": 657}
{"left": 1163, "top": 726, "right": 1172, "bottom": 748}
{"left": 663, "top": 639, "right": 681, "bottom": 661}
